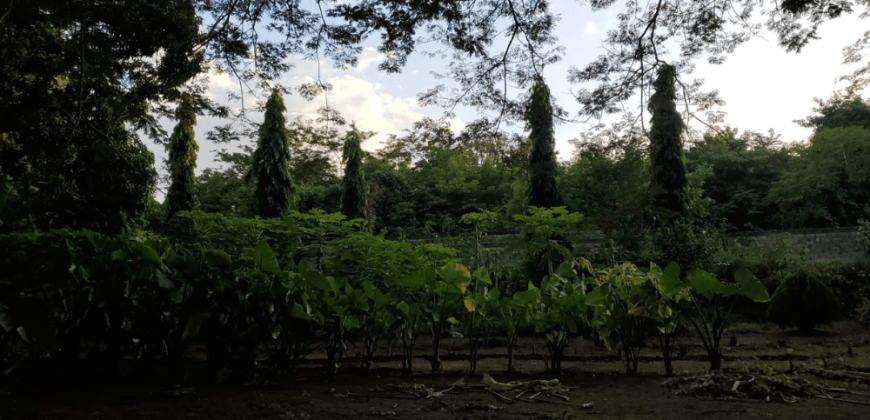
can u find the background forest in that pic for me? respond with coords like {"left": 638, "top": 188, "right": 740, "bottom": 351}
{"left": 4, "top": 0, "right": 870, "bottom": 390}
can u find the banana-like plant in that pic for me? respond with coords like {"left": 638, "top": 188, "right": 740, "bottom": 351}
{"left": 461, "top": 266, "right": 492, "bottom": 374}
{"left": 482, "top": 284, "right": 540, "bottom": 373}
{"left": 643, "top": 262, "right": 690, "bottom": 376}
{"left": 584, "top": 263, "right": 653, "bottom": 375}
{"left": 657, "top": 265, "right": 770, "bottom": 371}
{"left": 529, "top": 260, "right": 592, "bottom": 373}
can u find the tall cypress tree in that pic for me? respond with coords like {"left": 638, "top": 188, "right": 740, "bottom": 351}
{"left": 648, "top": 64, "right": 688, "bottom": 222}
{"left": 340, "top": 129, "right": 368, "bottom": 223}
{"left": 526, "top": 76, "right": 562, "bottom": 208}
{"left": 252, "top": 89, "right": 296, "bottom": 219}
{"left": 166, "top": 94, "right": 199, "bottom": 217}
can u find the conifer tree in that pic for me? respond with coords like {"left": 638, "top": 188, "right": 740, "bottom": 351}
{"left": 526, "top": 76, "right": 561, "bottom": 208}
{"left": 252, "top": 89, "right": 296, "bottom": 219}
{"left": 648, "top": 64, "right": 687, "bottom": 222}
{"left": 340, "top": 129, "right": 368, "bottom": 223}
{"left": 166, "top": 94, "right": 199, "bottom": 217}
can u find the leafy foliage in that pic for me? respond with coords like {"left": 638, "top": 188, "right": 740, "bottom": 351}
{"left": 656, "top": 263, "right": 770, "bottom": 371}
{"left": 767, "top": 127, "right": 870, "bottom": 227}
{"left": 685, "top": 128, "right": 793, "bottom": 231}
{"left": 648, "top": 64, "right": 687, "bottom": 223}
{"left": 166, "top": 94, "right": 200, "bottom": 218}
{"left": 796, "top": 93, "right": 870, "bottom": 133}
{"left": 340, "top": 130, "right": 368, "bottom": 224}
{"left": 526, "top": 77, "right": 561, "bottom": 209}
{"left": 252, "top": 89, "right": 296, "bottom": 219}
{"left": 769, "top": 271, "right": 840, "bottom": 332}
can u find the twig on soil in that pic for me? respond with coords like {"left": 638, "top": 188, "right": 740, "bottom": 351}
{"left": 488, "top": 389, "right": 515, "bottom": 404}
{"left": 699, "top": 409, "right": 746, "bottom": 415}
{"left": 547, "top": 392, "right": 570, "bottom": 401}
{"left": 817, "top": 395, "right": 870, "bottom": 407}
{"left": 536, "top": 398, "right": 595, "bottom": 408}
{"left": 820, "top": 387, "right": 870, "bottom": 397}
{"left": 368, "top": 393, "right": 419, "bottom": 400}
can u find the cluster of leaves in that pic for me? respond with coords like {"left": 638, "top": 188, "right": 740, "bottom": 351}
{"left": 1, "top": 206, "right": 774, "bottom": 379}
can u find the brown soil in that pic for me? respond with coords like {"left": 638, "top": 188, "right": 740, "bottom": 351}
{"left": 3, "top": 321, "right": 870, "bottom": 420}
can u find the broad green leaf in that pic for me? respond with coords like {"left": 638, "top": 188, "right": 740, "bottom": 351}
{"left": 203, "top": 249, "right": 231, "bottom": 268}
{"left": 156, "top": 271, "right": 175, "bottom": 289}
{"left": 439, "top": 263, "right": 471, "bottom": 290}
{"left": 447, "top": 317, "right": 459, "bottom": 325}
{"left": 0, "top": 312, "right": 18, "bottom": 332}
{"left": 657, "top": 304, "right": 674, "bottom": 319}
{"left": 181, "top": 311, "right": 210, "bottom": 342}
{"left": 271, "top": 325, "right": 282, "bottom": 340}
{"left": 686, "top": 269, "right": 719, "bottom": 299}
{"left": 734, "top": 268, "right": 770, "bottom": 302}
{"left": 488, "top": 287, "right": 501, "bottom": 302}
{"left": 299, "top": 260, "right": 332, "bottom": 291}
{"left": 584, "top": 288, "right": 607, "bottom": 307}
{"left": 83, "top": 230, "right": 112, "bottom": 253}
{"left": 463, "top": 295, "right": 477, "bottom": 312}
{"left": 554, "top": 260, "right": 574, "bottom": 278}
{"left": 290, "top": 303, "right": 311, "bottom": 320}
{"left": 130, "top": 242, "right": 162, "bottom": 265}
{"left": 111, "top": 249, "right": 127, "bottom": 261}
{"left": 473, "top": 266, "right": 492, "bottom": 285}
{"left": 169, "top": 290, "right": 184, "bottom": 304}
{"left": 566, "top": 318, "right": 577, "bottom": 333}
{"left": 397, "top": 301, "right": 411, "bottom": 315}
{"left": 627, "top": 307, "right": 647, "bottom": 317}
{"left": 591, "top": 306, "right": 608, "bottom": 327}
{"left": 396, "top": 268, "right": 434, "bottom": 288}
{"left": 252, "top": 240, "right": 281, "bottom": 276}
{"left": 659, "top": 263, "right": 683, "bottom": 296}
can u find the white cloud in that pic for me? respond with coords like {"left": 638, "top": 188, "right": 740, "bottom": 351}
{"left": 584, "top": 21, "right": 598, "bottom": 35}
{"left": 355, "top": 46, "right": 385, "bottom": 73}
{"left": 208, "top": 66, "right": 236, "bottom": 89}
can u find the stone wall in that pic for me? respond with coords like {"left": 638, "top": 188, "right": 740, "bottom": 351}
{"left": 411, "top": 227, "right": 867, "bottom": 265}
{"left": 728, "top": 227, "right": 864, "bottom": 263}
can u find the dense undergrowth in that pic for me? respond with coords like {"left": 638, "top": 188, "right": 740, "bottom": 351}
{"left": 0, "top": 208, "right": 779, "bottom": 381}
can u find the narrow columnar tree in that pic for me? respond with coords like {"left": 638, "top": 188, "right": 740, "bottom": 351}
{"left": 648, "top": 64, "right": 687, "bottom": 223}
{"left": 340, "top": 129, "right": 368, "bottom": 223}
{"left": 252, "top": 89, "right": 296, "bottom": 219}
{"left": 166, "top": 94, "right": 199, "bottom": 218}
{"left": 526, "top": 76, "right": 562, "bottom": 208}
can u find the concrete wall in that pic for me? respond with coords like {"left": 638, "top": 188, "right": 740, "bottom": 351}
{"left": 728, "top": 227, "right": 864, "bottom": 263}
{"left": 411, "top": 227, "right": 867, "bottom": 265}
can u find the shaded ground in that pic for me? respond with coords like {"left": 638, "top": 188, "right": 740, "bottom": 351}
{"left": 3, "top": 321, "right": 870, "bottom": 419}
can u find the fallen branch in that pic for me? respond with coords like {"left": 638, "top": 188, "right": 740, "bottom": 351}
{"left": 820, "top": 387, "right": 870, "bottom": 398}
{"left": 488, "top": 388, "right": 515, "bottom": 404}
{"left": 700, "top": 409, "right": 746, "bottom": 415}
{"left": 547, "top": 392, "right": 570, "bottom": 402}
{"left": 817, "top": 395, "right": 870, "bottom": 407}
{"left": 537, "top": 398, "right": 595, "bottom": 408}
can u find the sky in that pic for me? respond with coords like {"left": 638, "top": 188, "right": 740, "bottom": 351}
{"left": 146, "top": 3, "right": 870, "bottom": 200}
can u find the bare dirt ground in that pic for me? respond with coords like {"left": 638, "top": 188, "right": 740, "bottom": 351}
{"left": 3, "top": 321, "right": 870, "bottom": 419}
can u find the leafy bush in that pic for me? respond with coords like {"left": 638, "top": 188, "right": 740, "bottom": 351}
{"left": 768, "top": 271, "right": 839, "bottom": 332}
{"left": 813, "top": 262, "right": 870, "bottom": 318}
{"left": 717, "top": 233, "right": 813, "bottom": 289}
{"left": 510, "top": 206, "right": 582, "bottom": 287}
{"left": 858, "top": 297, "right": 870, "bottom": 329}
{"left": 647, "top": 217, "right": 722, "bottom": 271}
